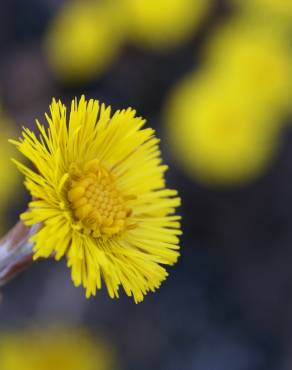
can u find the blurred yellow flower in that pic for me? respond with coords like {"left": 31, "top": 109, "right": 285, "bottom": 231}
{"left": 0, "top": 110, "right": 20, "bottom": 234}
{"left": 122, "top": 0, "right": 212, "bottom": 50}
{"left": 165, "top": 74, "right": 279, "bottom": 186}
{"left": 204, "top": 21, "right": 292, "bottom": 113}
{"left": 11, "top": 96, "right": 181, "bottom": 303}
{"left": 232, "top": 0, "right": 292, "bottom": 25}
{"left": 0, "top": 327, "right": 115, "bottom": 370}
{"left": 45, "top": 1, "right": 124, "bottom": 83}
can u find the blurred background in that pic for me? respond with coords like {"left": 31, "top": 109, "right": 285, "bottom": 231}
{"left": 0, "top": 0, "right": 292, "bottom": 369}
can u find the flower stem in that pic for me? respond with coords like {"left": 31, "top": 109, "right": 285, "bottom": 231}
{"left": 0, "top": 221, "right": 35, "bottom": 287}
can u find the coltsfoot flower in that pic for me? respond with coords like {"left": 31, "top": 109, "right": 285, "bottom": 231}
{"left": 0, "top": 326, "right": 115, "bottom": 370}
{"left": 204, "top": 21, "right": 292, "bottom": 112}
{"left": 165, "top": 73, "right": 279, "bottom": 186}
{"left": 45, "top": 1, "right": 124, "bottom": 83}
{"left": 0, "top": 109, "right": 21, "bottom": 235}
{"left": 122, "top": 0, "right": 212, "bottom": 50}
{"left": 232, "top": 0, "right": 292, "bottom": 26}
{"left": 11, "top": 96, "right": 181, "bottom": 302}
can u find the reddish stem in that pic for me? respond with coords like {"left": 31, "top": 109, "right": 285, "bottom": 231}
{"left": 0, "top": 221, "right": 36, "bottom": 287}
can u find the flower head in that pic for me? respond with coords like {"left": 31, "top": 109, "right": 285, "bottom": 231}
{"left": 122, "top": 0, "right": 211, "bottom": 50}
{"left": 165, "top": 73, "right": 279, "bottom": 186}
{"left": 232, "top": 0, "right": 292, "bottom": 25}
{"left": 204, "top": 21, "right": 292, "bottom": 113}
{"left": 0, "top": 109, "right": 21, "bottom": 234}
{"left": 45, "top": 1, "right": 124, "bottom": 83}
{"left": 0, "top": 326, "right": 115, "bottom": 370}
{"left": 11, "top": 96, "right": 181, "bottom": 302}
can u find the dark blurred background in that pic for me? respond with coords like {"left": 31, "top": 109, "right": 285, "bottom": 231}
{"left": 0, "top": 0, "right": 292, "bottom": 369}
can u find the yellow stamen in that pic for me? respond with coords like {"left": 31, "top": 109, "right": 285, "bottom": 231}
{"left": 68, "top": 159, "right": 133, "bottom": 238}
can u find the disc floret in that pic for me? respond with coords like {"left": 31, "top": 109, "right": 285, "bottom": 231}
{"left": 68, "top": 159, "right": 132, "bottom": 238}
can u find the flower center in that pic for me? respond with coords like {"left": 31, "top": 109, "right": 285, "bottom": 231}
{"left": 67, "top": 159, "right": 132, "bottom": 238}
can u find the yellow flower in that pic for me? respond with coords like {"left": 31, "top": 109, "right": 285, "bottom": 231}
{"left": 0, "top": 327, "right": 115, "bottom": 370}
{"left": 232, "top": 0, "right": 292, "bottom": 25}
{"left": 204, "top": 21, "right": 292, "bottom": 113}
{"left": 11, "top": 96, "right": 181, "bottom": 303}
{"left": 0, "top": 110, "right": 21, "bottom": 234}
{"left": 165, "top": 74, "right": 279, "bottom": 186}
{"left": 45, "top": 1, "right": 124, "bottom": 83}
{"left": 122, "top": 0, "right": 212, "bottom": 50}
